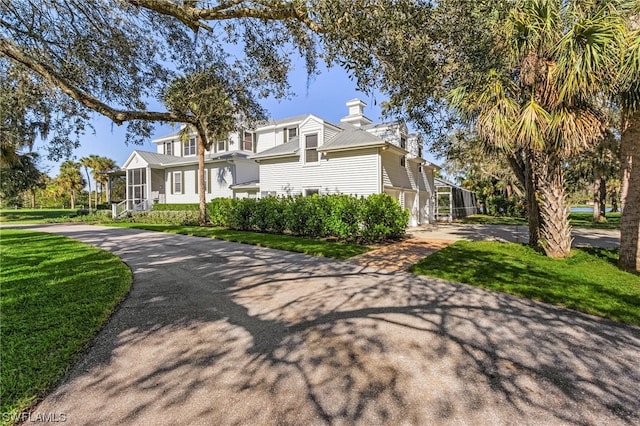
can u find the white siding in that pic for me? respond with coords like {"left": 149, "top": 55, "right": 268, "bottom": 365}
{"left": 259, "top": 148, "right": 380, "bottom": 196}
{"left": 382, "top": 151, "right": 414, "bottom": 189}
{"left": 234, "top": 158, "right": 259, "bottom": 185}
{"left": 163, "top": 163, "right": 234, "bottom": 203}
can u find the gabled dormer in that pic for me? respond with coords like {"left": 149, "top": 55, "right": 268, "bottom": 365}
{"left": 297, "top": 115, "right": 342, "bottom": 164}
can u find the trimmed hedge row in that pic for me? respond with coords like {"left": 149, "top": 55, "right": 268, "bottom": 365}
{"left": 123, "top": 211, "right": 200, "bottom": 225}
{"left": 208, "top": 194, "right": 408, "bottom": 243}
{"left": 152, "top": 203, "right": 200, "bottom": 212}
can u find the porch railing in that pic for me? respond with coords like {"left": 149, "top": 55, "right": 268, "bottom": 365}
{"left": 112, "top": 200, "right": 128, "bottom": 218}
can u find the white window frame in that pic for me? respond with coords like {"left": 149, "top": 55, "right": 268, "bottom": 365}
{"left": 287, "top": 127, "right": 297, "bottom": 141}
{"left": 164, "top": 141, "right": 173, "bottom": 156}
{"left": 172, "top": 171, "right": 182, "bottom": 194}
{"left": 217, "top": 139, "right": 226, "bottom": 153}
{"left": 304, "top": 188, "right": 320, "bottom": 196}
{"left": 243, "top": 131, "right": 254, "bottom": 152}
{"left": 304, "top": 134, "right": 319, "bottom": 164}
{"left": 183, "top": 138, "right": 196, "bottom": 156}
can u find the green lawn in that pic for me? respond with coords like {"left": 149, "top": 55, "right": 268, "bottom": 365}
{"left": 461, "top": 212, "right": 621, "bottom": 229}
{"left": 0, "top": 230, "right": 132, "bottom": 424}
{"left": 411, "top": 241, "right": 640, "bottom": 325}
{"left": 110, "top": 223, "right": 371, "bottom": 259}
{"left": 0, "top": 209, "right": 77, "bottom": 224}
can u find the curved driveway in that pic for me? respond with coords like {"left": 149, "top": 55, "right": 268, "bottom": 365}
{"left": 23, "top": 224, "right": 640, "bottom": 425}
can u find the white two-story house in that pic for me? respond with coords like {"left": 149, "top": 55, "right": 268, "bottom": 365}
{"left": 116, "top": 99, "right": 439, "bottom": 226}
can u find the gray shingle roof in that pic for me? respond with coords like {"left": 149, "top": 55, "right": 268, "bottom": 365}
{"left": 257, "top": 114, "right": 310, "bottom": 128}
{"left": 131, "top": 150, "right": 252, "bottom": 167}
{"left": 250, "top": 137, "right": 300, "bottom": 160}
{"left": 319, "top": 124, "right": 385, "bottom": 151}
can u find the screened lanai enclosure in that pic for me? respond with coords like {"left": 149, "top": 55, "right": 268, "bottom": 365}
{"left": 435, "top": 178, "right": 479, "bottom": 221}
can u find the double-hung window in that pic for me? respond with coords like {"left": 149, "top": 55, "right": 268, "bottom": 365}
{"left": 243, "top": 131, "right": 255, "bottom": 152}
{"left": 287, "top": 127, "right": 297, "bottom": 141}
{"left": 172, "top": 171, "right": 182, "bottom": 194}
{"left": 305, "top": 134, "right": 319, "bottom": 163}
{"left": 217, "top": 140, "right": 226, "bottom": 152}
{"left": 164, "top": 141, "right": 173, "bottom": 156}
{"left": 183, "top": 138, "right": 196, "bottom": 156}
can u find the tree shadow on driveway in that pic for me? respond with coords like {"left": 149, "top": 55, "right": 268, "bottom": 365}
{"left": 32, "top": 225, "right": 640, "bottom": 425}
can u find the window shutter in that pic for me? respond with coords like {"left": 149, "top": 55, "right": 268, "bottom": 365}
{"left": 195, "top": 170, "right": 198, "bottom": 194}
{"left": 170, "top": 172, "right": 173, "bottom": 195}
{"left": 181, "top": 171, "right": 185, "bottom": 194}
{"left": 207, "top": 169, "right": 212, "bottom": 194}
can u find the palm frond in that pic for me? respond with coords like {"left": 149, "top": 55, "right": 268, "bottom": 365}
{"left": 514, "top": 97, "right": 550, "bottom": 151}
{"left": 554, "top": 7, "right": 626, "bottom": 102}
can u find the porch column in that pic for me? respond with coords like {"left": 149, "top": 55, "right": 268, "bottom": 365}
{"left": 146, "top": 166, "right": 152, "bottom": 209}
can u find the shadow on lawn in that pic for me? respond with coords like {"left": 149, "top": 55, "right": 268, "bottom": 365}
{"left": 33, "top": 225, "right": 640, "bottom": 425}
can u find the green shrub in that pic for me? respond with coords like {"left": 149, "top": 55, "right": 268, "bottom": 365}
{"left": 152, "top": 203, "right": 200, "bottom": 212}
{"left": 125, "top": 211, "right": 199, "bottom": 225}
{"left": 360, "top": 194, "right": 408, "bottom": 242}
{"left": 285, "top": 195, "right": 328, "bottom": 237}
{"left": 228, "top": 198, "right": 257, "bottom": 231}
{"left": 324, "top": 194, "right": 363, "bottom": 241}
{"left": 207, "top": 198, "right": 234, "bottom": 227}
{"left": 250, "top": 196, "right": 287, "bottom": 233}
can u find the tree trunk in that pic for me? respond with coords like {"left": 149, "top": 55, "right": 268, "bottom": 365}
{"left": 592, "top": 173, "right": 607, "bottom": 223}
{"left": 619, "top": 109, "right": 640, "bottom": 271}
{"left": 70, "top": 190, "right": 76, "bottom": 209}
{"left": 536, "top": 151, "right": 572, "bottom": 258}
{"left": 83, "top": 167, "right": 92, "bottom": 210}
{"left": 524, "top": 149, "right": 541, "bottom": 248}
{"left": 598, "top": 177, "right": 607, "bottom": 222}
{"left": 197, "top": 131, "right": 207, "bottom": 226}
{"left": 30, "top": 189, "right": 36, "bottom": 208}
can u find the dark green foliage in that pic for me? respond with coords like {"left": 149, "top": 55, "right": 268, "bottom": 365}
{"left": 152, "top": 203, "right": 200, "bottom": 211}
{"left": 210, "top": 193, "right": 408, "bottom": 243}
{"left": 228, "top": 198, "right": 257, "bottom": 231}
{"left": 360, "top": 194, "right": 409, "bottom": 242}
{"left": 485, "top": 195, "right": 526, "bottom": 218}
{"left": 323, "top": 195, "right": 363, "bottom": 241}
{"left": 123, "top": 211, "right": 199, "bottom": 226}
{"left": 284, "top": 195, "right": 329, "bottom": 238}
{"left": 207, "top": 198, "right": 234, "bottom": 227}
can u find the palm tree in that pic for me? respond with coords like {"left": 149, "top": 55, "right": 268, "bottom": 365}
{"left": 449, "top": 0, "right": 624, "bottom": 259}
{"left": 616, "top": 14, "right": 640, "bottom": 270}
{"left": 93, "top": 156, "right": 117, "bottom": 205}
{"left": 57, "top": 160, "right": 85, "bottom": 209}
{"left": 79, "top": 155, "right": 100, "bottom": 210}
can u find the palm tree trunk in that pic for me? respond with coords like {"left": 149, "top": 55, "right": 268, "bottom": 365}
{"left": 83, "top": 167, "right": 92, "bottom": 210}
{"left": 619, "top": 109, "right": 640, "bottom": 271}
{"left": 70, "top": 190, "right": 76, "bottom": 209}
{"left": 524, "top": 149, "right": 541, "bottom": 248}
{"left": 536, "top": 151, "right": 572, "bottom": 258}
{"left": 592, "top": 173, "right": 607, "bottom": 223}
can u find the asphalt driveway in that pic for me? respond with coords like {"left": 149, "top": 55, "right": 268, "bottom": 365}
{"left": 22, "top": 224, "right": 640, "bottom": 425}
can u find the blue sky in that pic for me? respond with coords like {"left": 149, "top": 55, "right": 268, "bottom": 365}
{"left": 36, "top": 63, "right": 441, "bottom": 179}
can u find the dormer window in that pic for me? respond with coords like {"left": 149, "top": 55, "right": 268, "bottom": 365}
{"left": 164, "top": 141, "right": 173, "bottom": 156}
{"left": 183, "top": 138, "right": 196, "bottom": 156}
{"left": 400, "top": 136, "right": 407, "bottom": 150}
{"left": 288, "top": 127, "right": 297, "bottom": 141}
{"left": 217, "top": 140, "right": 226, "bottom": 152}
{"left": 418, "top": 146, "right": 423, "bottom": 158}
{"left": 243, "top": 131, "right": 255, "bottom": 152}
{"left": 305, "top": 134, "right": 319, "bottom": 163}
